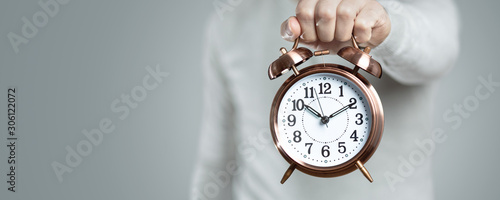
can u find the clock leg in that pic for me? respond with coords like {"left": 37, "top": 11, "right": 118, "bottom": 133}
{"left": 280, "top": 163, "right": 296, "bottom": 184}
{"left": 355, "top": 160, "right": 373, "bottom": 183}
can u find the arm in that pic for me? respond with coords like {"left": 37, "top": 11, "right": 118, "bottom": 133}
{"left": 190, "top": 15, "right": 236, "bottom": 200}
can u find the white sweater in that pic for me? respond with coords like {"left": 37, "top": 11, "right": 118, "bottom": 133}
{"left": 191, "top": 0, "right": 459, "bottom": 199}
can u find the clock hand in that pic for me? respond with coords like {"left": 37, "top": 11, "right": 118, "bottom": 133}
{"left": 304, "top": 105, "right": 322, "bottom": 118}
{"left": 313, "top": 88, "right": 329, "bottom": 127}
{"left": 328, "top": 102, "right": 356, "bottom": 119}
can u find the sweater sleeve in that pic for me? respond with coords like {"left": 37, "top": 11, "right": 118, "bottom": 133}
{"left": 190, "top": 15, "right": 236, "bottom": 200}
{"left": 373, "top": 0, "right": 460, "bottom": 85}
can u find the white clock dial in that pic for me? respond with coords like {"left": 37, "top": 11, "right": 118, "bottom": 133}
{"left": 277, "top": 73, "right": 372, "bottom": 167}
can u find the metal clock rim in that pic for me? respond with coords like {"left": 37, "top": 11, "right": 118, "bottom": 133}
{"left": 269, "top": 64, "right": 384, "bottom": 178}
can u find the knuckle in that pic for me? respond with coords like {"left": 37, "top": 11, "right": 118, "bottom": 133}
{"left": 296, "top": 7, "right": 314, "bottom": 21}
{"left": 355, "top": 19, "right": 371, "bottom": 32}
{"left": 317, "top": 7, "right": 336, "bottom": 21}
{"left": 336, "top": 6, "right": 355, "bottom": 20}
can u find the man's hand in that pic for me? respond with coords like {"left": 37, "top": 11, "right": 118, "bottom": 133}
{"left": 281, "top": 0, "right": 391, "bottom": 53}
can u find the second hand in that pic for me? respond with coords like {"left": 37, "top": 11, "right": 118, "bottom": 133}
{"left": 313, "top": 88, "right": 328, "bottom": 128}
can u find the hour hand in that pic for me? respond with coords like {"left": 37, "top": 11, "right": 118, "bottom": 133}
{"left": 328, "top": 102, "right": 356, "bottom": 119}
{"left": 305, "top": 105, "right": 322, "bottom": 118}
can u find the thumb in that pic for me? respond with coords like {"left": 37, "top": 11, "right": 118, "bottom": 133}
{"left": 280, "top": 16, "right": 301, "bottom": 42}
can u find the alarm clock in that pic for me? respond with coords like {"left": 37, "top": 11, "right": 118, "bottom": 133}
{"left": 268, "top": 37, "right": 384, "bottom": 184}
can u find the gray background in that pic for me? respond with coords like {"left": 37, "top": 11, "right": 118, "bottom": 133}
{"left": 0, "top": 0, "right": 498, "bottom": 199}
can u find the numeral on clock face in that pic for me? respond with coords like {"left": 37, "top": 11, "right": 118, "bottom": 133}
{"left": 318, "top": 83, "right": 331, "bottom": 94}
{"left": 304, "top": 87, "right": 314, "bottom": 98}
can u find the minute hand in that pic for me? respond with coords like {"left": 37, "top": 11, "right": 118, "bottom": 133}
{"left": 328, "top": 103, "right": 355, "bottom": 119}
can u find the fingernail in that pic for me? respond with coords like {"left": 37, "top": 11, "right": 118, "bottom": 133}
{"left": 281, "top": 18, "right": 294, "bottom": 41}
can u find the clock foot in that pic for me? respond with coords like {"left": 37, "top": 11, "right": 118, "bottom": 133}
{"left": 280, "top": 163, "right": 296, "bottom": 184}
{"left": 355, "top": 160, "right": 373, "bottom": 183}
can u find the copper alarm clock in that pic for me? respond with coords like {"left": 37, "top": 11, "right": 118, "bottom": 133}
{"left": 268, "top": 37, "right": 384, "bottom": 184}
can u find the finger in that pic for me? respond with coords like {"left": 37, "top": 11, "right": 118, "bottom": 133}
{"left": 281, "top": 16, "right": 302, "bottom": 41}
{"left": 354, "top": 1, "right": 390, "bottom": 46}
{"left": 296, "top": 0, "right": 320, "bottom": 42}
{"left": 335, "top": 0, "right": 366, "bottom": 42}
{"left": 315, "top": 0, "right": 342, "bottom": 42}
{"left": 352, "top": 5, "right": 375, "bottom": 44}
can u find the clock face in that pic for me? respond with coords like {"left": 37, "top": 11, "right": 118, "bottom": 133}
{"left": 276, "top": 72, "right": 372, "bottom": 168}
